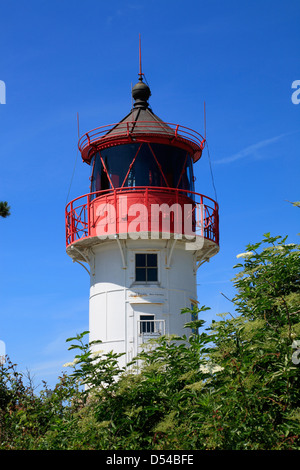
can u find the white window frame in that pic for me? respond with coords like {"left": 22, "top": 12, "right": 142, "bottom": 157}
{"left": 132, "top": 251, "right": 160, "bottom": 285}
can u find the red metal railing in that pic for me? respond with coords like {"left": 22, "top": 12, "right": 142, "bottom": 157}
{"left": 78, "top": 121, "right": 206, "bottom": 162}
{"left": 65, "top": 187, "right": 219, "bottom": 247}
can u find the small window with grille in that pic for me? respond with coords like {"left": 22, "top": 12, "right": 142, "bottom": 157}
{"left": 140, "top": 315, "right": 155, "bottom": 334}
{"left": 135, "top": 253, "right": 158, "bottom": 283}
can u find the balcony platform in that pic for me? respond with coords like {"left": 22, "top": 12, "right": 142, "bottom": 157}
{"left": 65, "top": 186, "right": 219, "bottom": 265}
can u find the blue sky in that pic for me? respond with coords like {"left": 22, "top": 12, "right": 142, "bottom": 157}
{"left": 1, "top": 0, "right": 299, "bottom": 390}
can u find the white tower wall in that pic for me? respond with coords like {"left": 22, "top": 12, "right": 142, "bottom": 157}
{"left": 88, "top": 238, "right": 198, "bottom": 366}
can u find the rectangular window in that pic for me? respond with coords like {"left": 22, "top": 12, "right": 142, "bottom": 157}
{"left": 135, "top": 253, "right": 158, "bottom": 282}
{"left": 140, "top": 315, "right": 155, "bottom": 334}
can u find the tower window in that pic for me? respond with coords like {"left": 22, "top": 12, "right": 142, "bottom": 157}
{"left": 135, "top": 253, "right": 158, "bottom": 282}
{"left": 140, "top": 315, "right": 155, "bottom": 334}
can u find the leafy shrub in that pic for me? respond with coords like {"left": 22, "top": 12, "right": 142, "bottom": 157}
{"left": 0, "top": 233, "right": 299, "bottom": 450}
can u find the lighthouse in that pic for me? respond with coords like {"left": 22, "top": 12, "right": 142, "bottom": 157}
{"left": 65, "top": 56, "right": 219, "bottom": 368}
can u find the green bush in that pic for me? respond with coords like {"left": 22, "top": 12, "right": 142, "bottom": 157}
{"left": 0, "top": 233, "right": 299, "bottom": 450}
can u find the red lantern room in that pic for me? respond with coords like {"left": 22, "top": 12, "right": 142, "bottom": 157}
{"left": 65, "top": 72, "right": 219, "bottom": 249}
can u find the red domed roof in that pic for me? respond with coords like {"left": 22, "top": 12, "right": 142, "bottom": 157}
{"left": 78, "top": 78, "right": 205, "bottom": 164}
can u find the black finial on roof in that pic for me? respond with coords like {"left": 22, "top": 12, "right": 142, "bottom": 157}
{"left": 132, "top": 78, "right": 151, "bottom": 108}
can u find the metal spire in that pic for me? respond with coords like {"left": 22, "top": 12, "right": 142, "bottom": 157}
{"left": 138, "top": 33, "right": 144, "bottom": 81}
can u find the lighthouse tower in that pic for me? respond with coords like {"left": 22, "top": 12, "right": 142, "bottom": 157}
{"left": 65, "top": 60, "right": 219, "bottom": 368}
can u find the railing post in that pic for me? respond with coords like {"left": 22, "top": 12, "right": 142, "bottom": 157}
{"left": 114, "top": 189, "right": 118, "bottom": 235}
{"left": 87, "top": 194, "right": 90, "bottom": 237}
{"left": 215, "top": 202, "right": 219, "bottom": 245}
{"left": 145, "top": 187, "right": 149, "bottom": 232}
{"left": 65, "top": 207, "right": 69, "bottom": 246}
{"left": 70, "top": 200, "right": 75, "bottom": 243}
{"left": 200, "top": 195, "right": 204, "bottom": 237}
